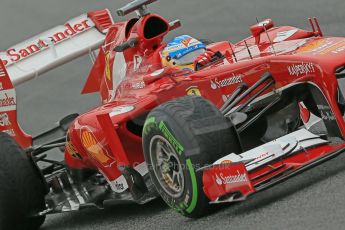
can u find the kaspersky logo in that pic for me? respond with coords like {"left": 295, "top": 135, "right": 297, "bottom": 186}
{"left": 210, "top": 74, "right": 243, "bottom": 90}
{"left": 287, "top": 62, "right": 315, "bottom": 76}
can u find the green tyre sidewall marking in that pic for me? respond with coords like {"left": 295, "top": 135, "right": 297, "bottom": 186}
{"left": 186, "top": 159, "right": 198, "bottom": 213}
{"left": 142, "top": 114, "right": 202, "bottom": 216}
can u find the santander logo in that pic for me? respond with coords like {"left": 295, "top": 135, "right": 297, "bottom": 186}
{"left": 210, "top": 74, "right": 243, "bottom": 90}
{"left": 0, "top": 15, "right": 93, "bottom": 66}
{"left": 215, "top": 170, "right": 248, "bottom": 185}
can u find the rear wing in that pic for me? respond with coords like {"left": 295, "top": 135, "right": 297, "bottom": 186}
{"left": 0, "top": 9, "right": 113, "bottom": 86}
{"left": 0, "top": 9, "right": 113, "bottom": 148}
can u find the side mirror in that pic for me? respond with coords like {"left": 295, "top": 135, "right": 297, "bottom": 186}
{"left": 250, "top": 19, "right": 274, "bottom": 44}
{"left": 117, "top": 0, "right": 158, "bottom": 17}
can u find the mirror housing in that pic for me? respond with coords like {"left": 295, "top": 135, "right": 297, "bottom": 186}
{"left": 250, "top": 19, "right": 274, "bottom": 44}
{"left": 117, "top": 0, "right": 158, "bottom": 17}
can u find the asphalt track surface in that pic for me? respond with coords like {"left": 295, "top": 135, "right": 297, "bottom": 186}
{"left": 1, "top": 0, "right": 345, "bottom": 229}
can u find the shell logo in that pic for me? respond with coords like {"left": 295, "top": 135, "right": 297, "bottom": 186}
{"left": 221, "top": 160, "right": 232, "bottom": 165}
{"left": 81, "top": 130, "right": 113, "bottom": 166}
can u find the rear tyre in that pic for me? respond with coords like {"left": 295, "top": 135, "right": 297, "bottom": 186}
{"left": 143, "top": 96, "right": 241, "bottom": 218}
{"left": 0, "top": 132, "right": 46, "bottom": 230}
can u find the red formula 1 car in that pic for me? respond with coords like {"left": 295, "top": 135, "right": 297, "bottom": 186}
{"left": 1, "top": 0, "right": 345, "bottom": 229}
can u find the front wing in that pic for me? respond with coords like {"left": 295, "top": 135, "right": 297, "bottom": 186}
{"left": 202, "top": 129, "right": 345, "bottom": 203}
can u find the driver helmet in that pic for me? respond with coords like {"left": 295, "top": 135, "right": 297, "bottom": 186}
{"left": 161, "top": 35, "right": 206, "bottom": 71}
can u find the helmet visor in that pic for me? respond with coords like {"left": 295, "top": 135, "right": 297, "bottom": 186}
{"left": 174, "top": 49, "right": 205, "bottom": 65}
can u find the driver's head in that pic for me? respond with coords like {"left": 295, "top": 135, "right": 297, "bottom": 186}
{"left": 161, "top": 35, "right": 206, "bottom": 71}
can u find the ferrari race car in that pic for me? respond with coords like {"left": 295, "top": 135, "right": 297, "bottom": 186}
{"left": 1, "top": 0, "right": 345, "bottom": 229}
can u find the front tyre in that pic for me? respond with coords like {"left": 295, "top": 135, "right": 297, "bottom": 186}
{"left": 142, "top": 96, "right": 241, "bottom": 218}
{"left": 0, "top": 132, "right": 46, "bottom": 230}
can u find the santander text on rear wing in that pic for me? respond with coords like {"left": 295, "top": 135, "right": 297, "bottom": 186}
{"left": 0, "top": 9, "right": 113, "bottom": 86}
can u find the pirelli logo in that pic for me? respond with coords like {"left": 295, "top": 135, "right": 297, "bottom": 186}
{"left": 0, "top": 67, "right": 5, "bottom": 77}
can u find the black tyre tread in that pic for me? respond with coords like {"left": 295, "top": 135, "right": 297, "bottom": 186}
{"left": 152, "top": 96, "right": 237, "bottom": 160}
{"left": 144, "top": 96, "right": 241, "bottom": 218}
{"left": 0, "top": 132, "right": 46, "bottom": 230}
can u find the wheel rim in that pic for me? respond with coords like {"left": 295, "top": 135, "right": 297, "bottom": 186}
{"left": 149, "top": 135, "right": 185, "bottom": 198}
